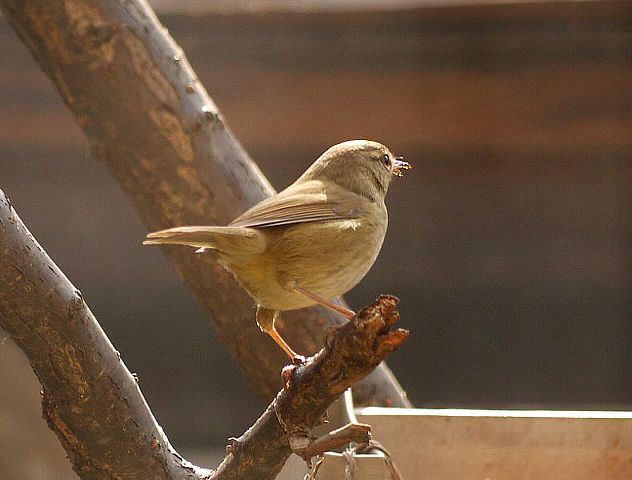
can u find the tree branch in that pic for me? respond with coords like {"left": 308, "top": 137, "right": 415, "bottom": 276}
{"left": 0, "top": 0, "right": 409, "bottom": 408}
{"left": 212, "top": 296, "right": 408, "bottom": 479}
{"left": 291, "top": 423, "right": 372, "bottom": 461}
{"left": 0, "top": 191, "right": 408, "bottom": 479}
{"left": 0, "top": 192, "right": 209, "bottom": 479}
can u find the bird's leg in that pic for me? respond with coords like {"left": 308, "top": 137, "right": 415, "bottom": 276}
{"left": 289, "top": 285, "right": 356, "bottom": 320}
{"left": 268, "top": 326, "right": 301, "bottom": 361}
{"left": 256, "top": 307, "right": 303, "bottom": 362}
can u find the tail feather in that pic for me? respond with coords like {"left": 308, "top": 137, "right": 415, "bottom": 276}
{"left": 143, "top": 225, "right": 264, "bottom": 253}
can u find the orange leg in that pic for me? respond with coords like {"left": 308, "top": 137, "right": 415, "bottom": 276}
{"left": 290, "top": 285, "right": 356, "bottom": 320}
{"left": 266, "top": 324, "right": 300, "bottom": 360}
{"left": 256, "top": 307, "right": 303, "bottom": 361}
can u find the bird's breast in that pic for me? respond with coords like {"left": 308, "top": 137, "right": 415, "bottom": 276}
{"left": 271, "top": 206, "right": 387, "bottom": 307}
{"left": 219, "top": 205, "right": 388, "bottom": 311}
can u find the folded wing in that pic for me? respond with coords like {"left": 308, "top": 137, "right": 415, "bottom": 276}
{"left": 229, "top": 179, "right": 364, "bottom": 228}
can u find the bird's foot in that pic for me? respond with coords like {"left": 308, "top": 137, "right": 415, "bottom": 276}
{"left": 291, "top": 354, "right": 306, "bottom": 366}
{"left": 281, "top": 355, "right": 307, "bottom": 389}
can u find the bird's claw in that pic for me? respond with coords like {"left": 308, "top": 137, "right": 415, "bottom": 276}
{"left": 291, "top": 354, "right": 306, "bottom": 366}
{"left": 281, "top": 355, "right": 306, "bottom": 389}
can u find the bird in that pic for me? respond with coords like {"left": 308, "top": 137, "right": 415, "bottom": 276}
{"left": 143, "top": 140, "right": 411, "bottom": 360}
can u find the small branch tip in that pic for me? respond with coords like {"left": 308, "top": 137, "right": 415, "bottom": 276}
{"left": 291, "top": 423, "right": 372, "bottom": 461}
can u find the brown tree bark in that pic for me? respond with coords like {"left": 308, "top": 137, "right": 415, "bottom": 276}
{"left": 0, "top": 192, "right": 209, "bottom": 480}
{"left": 0, "top": 0, "right": 409, "bottom": 407}
{"left": 0, "top": 191, "right": 408, "bottom": 479}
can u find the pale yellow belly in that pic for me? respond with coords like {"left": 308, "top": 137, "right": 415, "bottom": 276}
{"left": 220, "top": 214, "right": 387, "bottom": 311}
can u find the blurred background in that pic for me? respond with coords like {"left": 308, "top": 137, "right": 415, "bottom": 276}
{"left": 1, "top": 0, "right": 631, "bottom": 477}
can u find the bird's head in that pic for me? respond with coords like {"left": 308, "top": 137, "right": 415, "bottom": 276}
{"left": 301, "top": 140, "right": 411, "bottom": 202}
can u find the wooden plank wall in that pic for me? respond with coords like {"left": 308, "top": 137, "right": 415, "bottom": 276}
{"left": 1, "top": 1, "right": 631, "bottom": 451}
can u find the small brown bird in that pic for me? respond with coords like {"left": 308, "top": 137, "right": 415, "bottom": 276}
{"left": 144, "top": 140, "right": 410, "bottom": 360}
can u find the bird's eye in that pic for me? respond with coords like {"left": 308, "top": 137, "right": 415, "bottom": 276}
{"left": 382, "top": 154, "right": 391, "bottom": 166}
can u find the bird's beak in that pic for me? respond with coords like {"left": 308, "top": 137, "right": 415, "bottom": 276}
{"left": 392, "top": 156, "right": 412, "bottom": 177}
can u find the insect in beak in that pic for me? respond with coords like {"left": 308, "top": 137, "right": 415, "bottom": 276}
{"left": 392, "top": 156, "right": 412, "bottom": 177}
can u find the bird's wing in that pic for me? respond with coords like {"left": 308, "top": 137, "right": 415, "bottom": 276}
{"left": 229, "top": 180, "right": 365, "bottom": 229}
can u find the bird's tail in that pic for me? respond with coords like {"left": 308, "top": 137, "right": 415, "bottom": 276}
{"left": 143, "top": 226, "right": 264, "bottom": 254}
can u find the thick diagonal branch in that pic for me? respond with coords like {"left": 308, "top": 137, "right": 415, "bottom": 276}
{"left": 0, "top": 192, "right": 209, "bottom": 479}
{"left": 0, "top": 0, "right": 409, "bottom": 407}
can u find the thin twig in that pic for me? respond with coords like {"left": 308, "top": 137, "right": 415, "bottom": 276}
{"left": 292, "top": 423, "right": 372, "bottom": 461}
